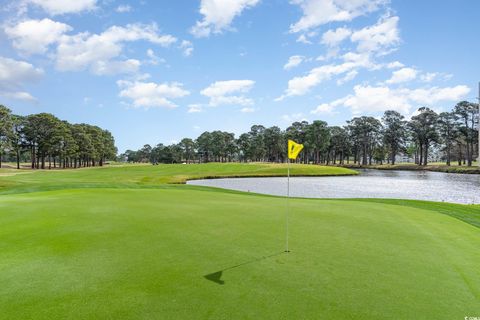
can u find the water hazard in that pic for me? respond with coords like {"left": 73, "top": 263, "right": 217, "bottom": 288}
{"left": 187, "top": 169, "right": 480, "bottom": 204}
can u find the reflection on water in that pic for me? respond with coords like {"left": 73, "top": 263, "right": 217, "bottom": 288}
{"left": 187, "top": 169, "right": 480, "bottom": 204}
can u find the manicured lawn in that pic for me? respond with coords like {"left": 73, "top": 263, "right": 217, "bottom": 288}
{"left": 0, "top": 162, "right": 356, "bottom": 194}
{"left": 0, "top": 163, "right": 479, "bottom": 319}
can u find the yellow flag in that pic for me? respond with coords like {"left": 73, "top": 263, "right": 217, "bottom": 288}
{"left": 288, "top": 139, "right": 304, "bottom": 160}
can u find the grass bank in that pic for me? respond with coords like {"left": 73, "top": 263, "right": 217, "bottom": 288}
{"left": 341, "top": 162, "right": 480, "bottom": 174}
{"left": 0, "top": 162, "right": 356, "bottom": 194}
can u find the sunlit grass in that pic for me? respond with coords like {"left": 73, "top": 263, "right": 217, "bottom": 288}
{"left": 0, "top": 163, "right": 479, "bottom": 319}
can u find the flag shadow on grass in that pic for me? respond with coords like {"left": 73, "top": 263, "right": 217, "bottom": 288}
{"left": 204, "top": 251, "right": 285, "bottom": 285}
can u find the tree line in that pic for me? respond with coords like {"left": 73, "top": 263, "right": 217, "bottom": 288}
{"left": 122, "top": 101, "right": 479, "bottom": 167}
{"left": 0, "top": 105, "right": 117, "bottom": 169}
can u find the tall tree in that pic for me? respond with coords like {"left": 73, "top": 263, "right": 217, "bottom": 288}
{"left": 306, "top": 120, "right": 330, "bottom": 164}
{"left": 454, "top": 101, "right": 479, "bottom": 166}
{"left": 0, "top": 105, "right": 12, "bottom": 168}
{"left": 179, "top": 138, "right": 196, "bottom": 163}
{"left": 10, "top": 115, "right": 25, "bottom": 169}
{"left": 437, "top": 112, "right": 458, "bottom": 166}
{"left": 347, "top": 116, "right": 382, "bottom": 165}
{"left": 196, "top": 132, "right": 213, "bottom": 163}
{"left": 409, "top": 107, "right": 439, "bottom": 166}
{"left": 382, "top": 110, "right": 407, "bottom": 165}
{"left": 263, "top": 126, "right": 284, "bottom": 162}
{"left": 329, "top": 126, "right": 350, "bottom": 164}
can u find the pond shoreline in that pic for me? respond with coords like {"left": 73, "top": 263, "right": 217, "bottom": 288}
{"left": 188, "top": 169, "right": 480, "bottom": 204}
{"left": 337, "top": 164, "right": 480, "bottom": 174}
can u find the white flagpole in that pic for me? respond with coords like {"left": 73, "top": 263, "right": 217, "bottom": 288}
{"left": 286, "top": 158, "right": 290, "bottom": 253}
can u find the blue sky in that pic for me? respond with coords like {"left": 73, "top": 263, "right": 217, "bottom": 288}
{"left": 0, "top": 0, "right": 478, "bottom": 152}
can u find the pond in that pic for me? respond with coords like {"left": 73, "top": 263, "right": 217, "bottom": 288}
{"left": 187, "top": 169, "right": 480, "bottom": 204}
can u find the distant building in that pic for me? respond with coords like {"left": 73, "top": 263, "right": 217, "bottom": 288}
{"left": 395, "top": 154, "right": 414, "bottom": 163}
{"left": 395, "top": 147, "right": 444, "bottom": 164}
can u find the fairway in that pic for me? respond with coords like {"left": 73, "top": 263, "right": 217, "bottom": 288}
{"left": 1, "top": 164, "right": 480, "bottom": 319}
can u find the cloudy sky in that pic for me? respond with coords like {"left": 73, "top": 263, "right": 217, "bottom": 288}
{"left": 0, "top": 0, "right": 478, "bottom": 151}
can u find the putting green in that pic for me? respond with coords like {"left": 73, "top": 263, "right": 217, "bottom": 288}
{"left": 0, "top": 164, "right": 479, "bottom": 319}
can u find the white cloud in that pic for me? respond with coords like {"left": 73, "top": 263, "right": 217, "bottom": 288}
{"left": 188, "top": 104, "right": 203, "bottom": 113}
{"left": 179, "top": 40, "right": 194, "bottom": 57}
{"left": 278, "top": 15, "right": 401, "bottom": 100}
{"left": 146, "top": 49, "right": 166, "bottom": 65}
{"left": 116, "top": 4, "right": 132, "bottom": 13}
{"left": 321, "top": 27, "right": 351, "bottom": 47}
{"left": 343, "top": 85, "right": 411, "bottom": 114}
{"left": 386, "top": 61, "right": 404, "bottom": 69}
{"left": 240, "top": 107, "right": 255, "bottom": 113}
{"left": 386, "top": 67, "right": 417, "bottom": 84}
{"left": 201, "top": 80, "right": 255, "bottom": 106}
{"left": 336, "top": 70, "right": 358, "bottom": 85}
{"left": 4, "top": 18, "right": 72, "bottom": 55}
{"left": 26, "top": 0, "right": 97, "bottom": 15}
{"left": 190, "top": 0, "right": 260, "bottom": 37}
{"left": 296, "top": 34, "right": 312, "bottom": 44}
{"left": 282, "top": 113, "right": 307, "bottom": 123}
{"left": 0, "top": 56, "right": 43, "bottom": 101}
{"left": 311, "top": 102, "right": 337, "bottom": 114}
{"left": 350, "top": 15, "right": 400, "bottom": 54}
{"left": 284, "top": 55, "right": 305, "bottom": 70}
{"left": 323, "top": 84, "right": 470, "bottom": 115}
{"left": 117, "top": 80, "right": 190, "bottom": 109}
{"left": 419, "top": 72, "right": 452, "bottom": 83}
{"left": 55, "top": 23, "right": 176, "bottom": 75}
{"left": 289, "top": 0, "right": 385, "bottom": 33}
{"left": 277, "top": 52, "right": 373, "bottom": 99}
{"left": 406, "top": 85, "right": 470, "bottom": 105}
{"left": 91, "top": 59, "right": 141, "bottom": 75}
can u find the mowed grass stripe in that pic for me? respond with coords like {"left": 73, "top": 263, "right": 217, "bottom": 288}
{"left": 0, "top": 187, "right": 479, "bottom": 319}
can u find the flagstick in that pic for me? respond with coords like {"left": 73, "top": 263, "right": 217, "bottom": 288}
{"left": 285, "top": 158, "right": 290, "bottom": 253}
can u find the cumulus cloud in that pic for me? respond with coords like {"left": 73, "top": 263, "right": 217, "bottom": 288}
{"left": 55, "top": 23, "right": 176, "bottom": 75}
{"left": 284, "top": 55, "right": 305, "bottom": 70}
{"left": 26, "top": 0, "right": 97, "bottom": 15}
{"left": 0, "top": 56, "right": 43, "bottom": 101}
{"left": 350, "top": 15, "right": 400, "bottom": 54}
{"left": 289, "top": 0, "right": 385, "bottom": 33}
{"left": 321, "top": 27, "right": 351, "bottom": 47}
{"left": 201, "top": 80, "right": 255, "bottom": 106}
{"left": 386, "top": 67, "right": 418, "bottom": 84}
{"left": 276, "top": 51, "right": 373, "bottom": 99}
{"left": 314, "top": 84, "right": 471, "bottom": 115}
{"left": 386, "top": 61, "right": 404, "bottom": 69}
{"left": 240, "top": 107, "right": 255, "bottom": 113}
{"left": 190, "top": 0, "right": 260, "bottom": 37}
{"left": 179, "top": 40, "right": 194, "bottom": 57}
{"left": 296, "top": 34, "right": 312, "bottom": 44}
{"left": 278, "top": 15, "right": 401, "bottom": 100}
{"left": 117, "top": 80, "right": 190, "bottom": 109}
{"left": 146, "top": 49, "right": 166, "bottom": 65}
{"left": 419, "top": 72, "right": 451, "bottom": 83}
{"left": 311, "top": 102, "right": 338, "bottom": 114}
{"left": 336, "top": 70, "right": 358, "bottom": 85}
{"left": 4, "top": 18, "right": 72, "bottom": 55}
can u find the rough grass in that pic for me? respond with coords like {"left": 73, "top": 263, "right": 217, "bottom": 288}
{"left": 0, "top": 163, "right": 479, "bottom": 319}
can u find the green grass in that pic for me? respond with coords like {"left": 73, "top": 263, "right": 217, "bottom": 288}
{"left": 0, "top": 163, "right": 479, "bottom": 319}
{"left": 0, "top": 162, "right": 356, "bottom": 194}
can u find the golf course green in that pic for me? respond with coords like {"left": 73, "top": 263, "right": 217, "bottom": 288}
{"left": 0, "top": 163, "right": 479, "bottom": 319}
